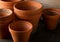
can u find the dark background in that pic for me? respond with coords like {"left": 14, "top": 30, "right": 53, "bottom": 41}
{"left": 30, "top": 19, "right": 60, "bottom": 42}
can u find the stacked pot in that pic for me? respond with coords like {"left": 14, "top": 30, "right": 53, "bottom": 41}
{"left": 0, "top": 0, "right": 60, "bottom": 42}
{"left": 0, "top": 0, "right": 21, "bottom": 39}
{"left": 0, "top": 8, "right": 14, "bottom": 39}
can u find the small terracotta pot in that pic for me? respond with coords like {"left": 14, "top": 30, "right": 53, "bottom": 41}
{"left": 0, "top": 0, "right": 20, "bottom": 10}
{"left": 9, "top": 21, "right": 32, "bottom": 42}
{"left": 14, "top": 1, "right": 43, "bottom": 33}
{"left": 42, "top": 8, "right": 60, "bottom": 30}
{"left": 0, "top": 8, "right": 14, "bottom": 39}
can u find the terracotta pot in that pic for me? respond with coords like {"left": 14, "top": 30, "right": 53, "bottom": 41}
{"left": 0, "top": 0, "right": 20, "bottom": 10}
{"left": 0, "top": 8, "right": 14, "bottom": 39}
{"left": 42, "top": 8, "right": 60, "bottom": 30}
{"left": 14, "top": 1, "right": 43, "bottom": 33}
{"left": 9, "top": 21, "right": 32, "bottom": 42}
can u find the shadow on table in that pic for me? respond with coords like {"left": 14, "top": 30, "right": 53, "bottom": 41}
{"left": 30, "top": 19, "right": 60, "bottom": 42}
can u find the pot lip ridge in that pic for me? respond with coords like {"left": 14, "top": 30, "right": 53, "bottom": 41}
{"left": 9, "top": 21, "right": 33, "bottom": 32}
{"left": 42, "top": 8, "right": 60, "bottom": 17}
{"left": 0, "top": 8, "right": 12, "bottom": 18}
{"left": 14, "top": 1, "right": 43, "bottom": 12}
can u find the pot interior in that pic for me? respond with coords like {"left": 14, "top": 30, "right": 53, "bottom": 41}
{"left": 0, "top": 9, "right": 12, "bottom": 18}
{"left": 43, "top": 9, "right": 59, "bottom": 16}
{"left": 10, "top": 21, "right": 32, "bottom": 32}
{"left": 15, "top": 1, "right": 42, "bottom": 11}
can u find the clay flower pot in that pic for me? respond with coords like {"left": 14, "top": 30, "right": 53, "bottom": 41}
{"left": 14, "top": 1, "right": 43, "bottom": 33}
{"left": 0, "top": 0, "right": 20, "bottom": 10}
{"left": 9, "top": 21, "right": 32, "bottom": 42}
{"left": 42, "top": 8, "right": 60, "bottom": 30}
{"left": 0, "top": 8, "right": 14, "bottom": 39}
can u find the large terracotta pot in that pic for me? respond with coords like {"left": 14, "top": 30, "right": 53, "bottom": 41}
{"left": 0, "top": 0, "right": 20, "bottom": 10}
{"left": 0, "top": 8, "right": 14, "bottom": 39}
{"left": 42, "top": 8, "right": 60, "bottom": 30}
{"left": 9, "top": 21, "right": 33, "bottom": 42}
{"left": 14, "top": 1, "right": 43, "bottom": 33}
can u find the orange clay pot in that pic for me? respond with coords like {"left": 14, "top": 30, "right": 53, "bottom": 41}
{"left": 42, "top": 8, "right": 60, "bottom": 30}
{"left": 0, "top": 8, "right": 14, "bottom": 39}
{"left": 14, "top": 1, "right": 43, "bottom": 33}
{"left": 0, "top": 0, "right": 20, "bottom": 10}
{"left": 9, "top": 21, "right": 33, "bottom": 42}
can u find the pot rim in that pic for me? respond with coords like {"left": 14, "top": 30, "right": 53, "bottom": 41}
{"left": 42, "top": 8, "right": 60, "bottom": 17}
{"left": 0, "top": 0, "right": 20, "bottom": 3}
{"left": 0, "top": 8, "right": 12, "bottom": 18}
{"left": 14, "top": 1, "right": 43, "bottom": 12}
{"left": 9, "top": 21, "right": 33, "bottom": 32}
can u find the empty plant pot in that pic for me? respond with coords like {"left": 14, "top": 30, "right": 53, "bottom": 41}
{"left": 9, "top": 21, "right": 33, "bottom": 42}
{"left": 0, "top": 8, "right": 14, "bottom": 39}
{"left": 14, "top": 1, "right": 43, "bottom": 33}
{"left": 0, "top": 0, "right": 20, "bottom": 10}
{"left": 42, "top": 8, "right": 60, "bottom": 30}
